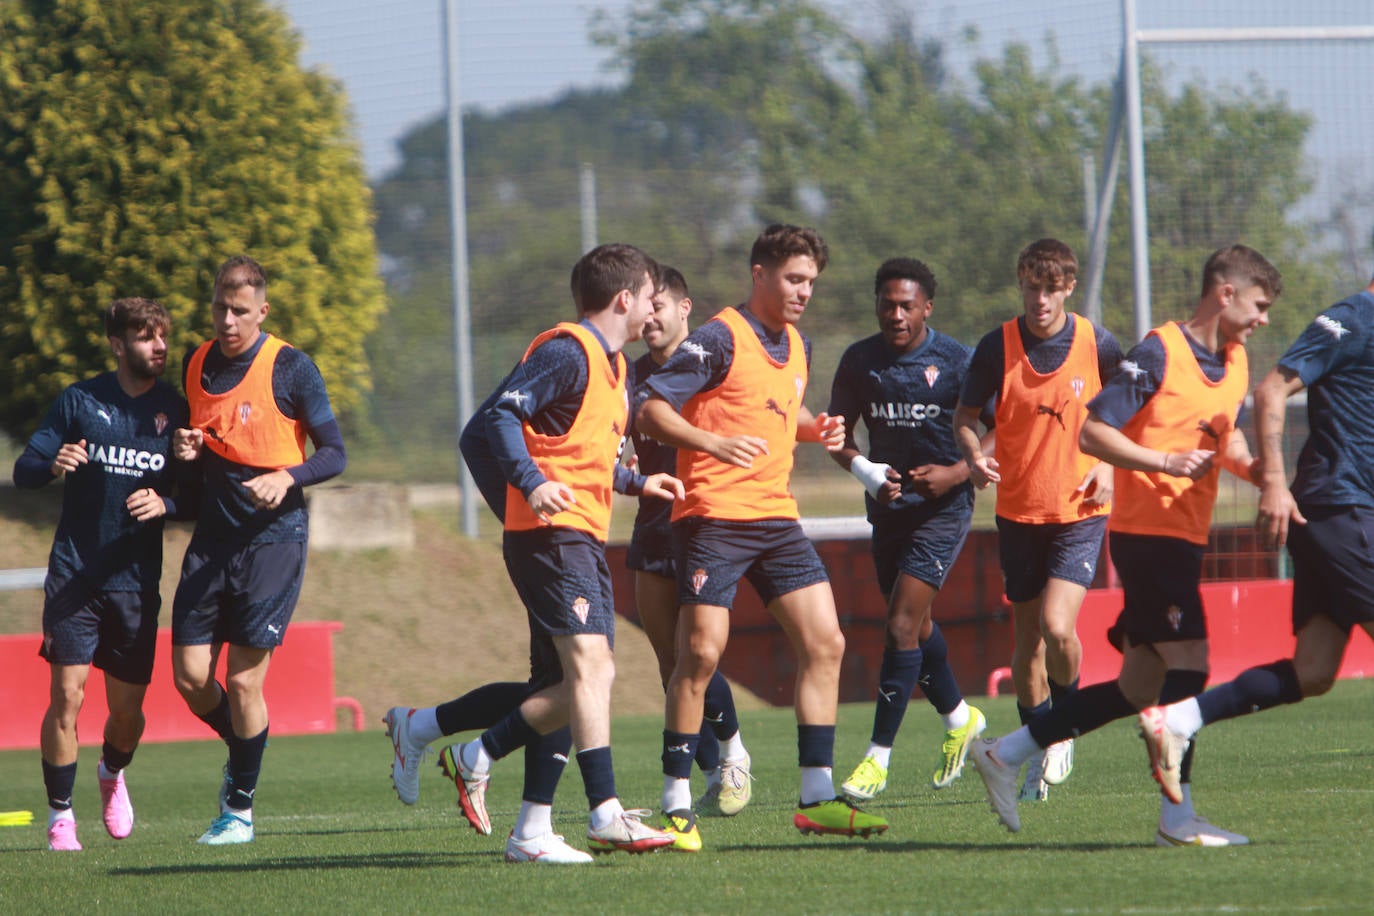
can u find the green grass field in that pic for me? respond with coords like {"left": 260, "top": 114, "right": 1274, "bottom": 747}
{"left": 2, "top": 683, "right": 1372, "bottom": 914}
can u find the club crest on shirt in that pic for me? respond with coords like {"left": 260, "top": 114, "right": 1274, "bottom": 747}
{"left": 924, "top": 365, "right": 940, "bottom": 388}
{"left": 1167, "top": 605, "right": 1183, "bottom": 632}
{"left": 794, "top": 374, "right": 805, "bottom": 400}
{"left": 691, "top": 567, "right": 709, "bottom": 595}
{"left": 1071, "top": 375, "right": 1086, "bottom": 398}
{"left": 154, "top": 412, "right": 168, "bottom": 435}
{"left": 571, "top": 596, "right": 590, "bottom": 624}
{"left": 238, "top": 402, "right": 253, "bottom": 425}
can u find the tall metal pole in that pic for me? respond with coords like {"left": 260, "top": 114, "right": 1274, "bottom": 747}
{"left": 1123, "top": 0, "right": 1151, "bottom": 343}
{"left": 1081, "top": 152, "right": 1098, "bottom": 325}
{"left": 443, "top": 0, "right": 477, "bottom": 537}
{"left": 1083, "top": 60, "right": 1126, "bottom": 330}
{"left": 580, "top": 162, "right": 598, "bottom": 254}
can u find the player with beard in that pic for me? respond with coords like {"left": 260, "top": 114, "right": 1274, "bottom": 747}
{"left": 14, "top": 297, "right": 192, "bottom": 850}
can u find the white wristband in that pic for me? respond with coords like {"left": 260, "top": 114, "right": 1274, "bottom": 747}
{"left": 849, "top": 455, "right": 892, "bottom": 499}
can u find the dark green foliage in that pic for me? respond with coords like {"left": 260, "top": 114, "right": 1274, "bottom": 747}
{"left": 365, "top": 0, "right": 1347, "bottom": 480}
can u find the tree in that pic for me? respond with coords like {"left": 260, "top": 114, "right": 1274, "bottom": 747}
{"left": 0, "top": 0, "right": 385, "bottom": 440}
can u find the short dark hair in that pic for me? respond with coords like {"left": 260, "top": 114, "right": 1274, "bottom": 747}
{"left": 572, "top": 243, "right": 661, "bottom": 314}
{"left": 659, "top": 266, "right": 688, "bottom": 299}
{"left": 105, "top": 297, "right": 170, "bottom": 338}
{"left": 749, "top": 224, "right": 828, "bottom": 273}
{"left": 1200, "top": 244, "right": 1283, "bottom": 300}
{"left": 874, "top": 258, "right": 937, "bottom": 299}
{"left": 1016, "top": 238, "right": 1078, "bottom": 290}
{"left": 215, "top": 255, "right": 268, "bottom": 296}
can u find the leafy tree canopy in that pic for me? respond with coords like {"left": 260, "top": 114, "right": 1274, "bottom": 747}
{"left": 0, "top": 0, "right": 385, "bottom": 440}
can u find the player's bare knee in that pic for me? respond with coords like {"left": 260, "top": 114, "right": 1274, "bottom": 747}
{"left": 1296, "top": 665, "right": 1336, "bottom": 698}
{"left": 49, "top": 682, "right": 85, "bottom": 719}
{"left": 885, "top": 616, "right": 922, "bottom": 650}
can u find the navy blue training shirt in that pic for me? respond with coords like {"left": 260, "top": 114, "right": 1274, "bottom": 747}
{"left": 1280, "top": 291, "right": 1374, "bottom": 510}
{"left": 14, "top": 373, "right": 190, "bottom": 589}
{"left": 828, "top": 328, "right": 987, "bottom": 522}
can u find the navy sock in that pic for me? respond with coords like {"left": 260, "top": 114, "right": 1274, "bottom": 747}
{"left": 917, "top": 623, "right": 963, "bottom": 715}
{"left": 1028, "top": 681, "right": 1135, "bottom": 747}
{"left": 101, "top": 740, "right": 134, "bottom": 773}
{"left": 1197, "top": 660, "right": 1302, "bottom": 726}
{"left": 1018, "top": 698, "right": 1050, "bottom": 727}
{"left": 797, "top": 724, "right": 836, "bottom": 768}
{"left": 1048, "top": 675, "right": 1079, "bottom": 707}
{"left": 195, "top": 685, "right": 234, "bottom": 742}
{"left": 479, "top": 708, "right": 537, "bottom": 762}
{"left": 522, "top": 727, "right": 570, "bottom": 805}
{"left": 226, "top": 726, "right": 268, "bottom": 811}
{"left": 435, "top": 682, "right": 530, "bottom": 735}
{"left": 662, "top": 729, "right": 700, "bottom": 779}
{"left": 576, "top": 746, "right": 616, "bottom": 810}
{"left": 1159, "top": 669, "right": 1208, "bottom": 705}
{"left": 42, "top": 760, "right": 77, "bottom": 810}
{"left": 1179, "top": 737, "right": 1196, "bottom": 785}
{"left": 695, "top": 723, "right": 721, "bottom": 772}
{"left": 703, "top": 670, "right": 741, "bottom": 741}
{"left": 871, "top": 647, "right": 922, "bottom": 746}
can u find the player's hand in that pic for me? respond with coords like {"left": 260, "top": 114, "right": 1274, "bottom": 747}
{"left": 241, "top": 469, "right": 295, "bottom": 511}
{"left": 909, "top": 463, "right": 962, "bottom": 500}
{"left": 1161, "top": 449, "right": 1214, "bottom": 481}
{"left": 528, "top": 480, "right": 576, "bottom": 524}
{"left": 50, "top": 439, "right": 89, "bottom": 477}
{"left": 812, "top": 412, "right": 846, "bottom": 452}
{"left": 875, "top": 466, "right": 903, "bottom": 505}
{"left": 126, "top": 487, "right": 167, "bottom": 522}
{"left": 967, "top": 454, "right": 1000, "bottom": 489}
{"left": 1076, "top": 462, "right": 1114, "bottom": 508}
{"left": 710, "top": 435, "right": 768, "bottom": 468}
{"left": 642, "top": 473, "right": 684, "bottom": 503}
{"left": 1255, "top": 480, "right": 1305, "bottom": 550}
{"left": 174, "top": 427, "right": 204, "bottom": 462}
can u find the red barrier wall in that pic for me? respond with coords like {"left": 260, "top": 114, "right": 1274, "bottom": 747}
{"left": 607, "top": 527, "right": 1372, "bottom": 707}
{"left": 0, "top": 621, "right": 359, "bottom": 751}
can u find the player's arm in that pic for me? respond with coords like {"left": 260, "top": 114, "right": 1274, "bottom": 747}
{"left": 487, "top": 337, "right": 589, "bottom": 521}
{"left": 637, "top": 396, "right": 767, "bottom": 468}
{"left": 1079, "top": 414, "right": 1213, "bottom": 480}
{"left": 954, "top": 333, "right": 1002, "bottom": 488}
{"left": 796, "top": 405, "right": 844, "bottom": 450}
{"left": 241, "top": 353, "right": 347, "bottom": 510}
{"left": 1253, "top": 365, "right": 1308, "bottom": 548}
{"left": 953, "top": 404, "right": 997, "bottom": 488}
{"left": 13, "top": 393, "right": 85, "bottom": 487}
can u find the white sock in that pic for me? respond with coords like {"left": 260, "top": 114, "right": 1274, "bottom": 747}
{"left": 513, "top": 801, "right": 552, "bottom": 840}
{"left": 720, "top": 731, "right": 747, "bottom": 761}
{"left": 409, "top": 707, "right": 443, "bottom": 746}
{"left": 460, "top": 739, "right": 492, "bottom": 776}
{"left": 994, "top": 727, "right": 1041, "bottom": 767}
{"left": 942, "top": 700, "right": 970, "bottom": 732}
{"left": 799, "top": 766, "right": 833, "bottom": 805}
{"left": 864, "top": 744, "right": 892, "bottom": 768}
{"left": 589, "top": 797, "right": 624, "bottom": 831}
{"left": 1165, "top": 697, "right": 1204, "bottom": 740}
{"left": 49, "top": 807, "right": 74, "bottom": 828}
{"left": 662, "top": 776, "right": 692, "bottom": 812}
{"left": 233, "top": 806, "right": 254, "bottom": 824}
{"left": 702, "top": 766, "right": 722, "bottom": 789}
{"left": 97, "top": 759, "right": 119, "bottom": 780}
